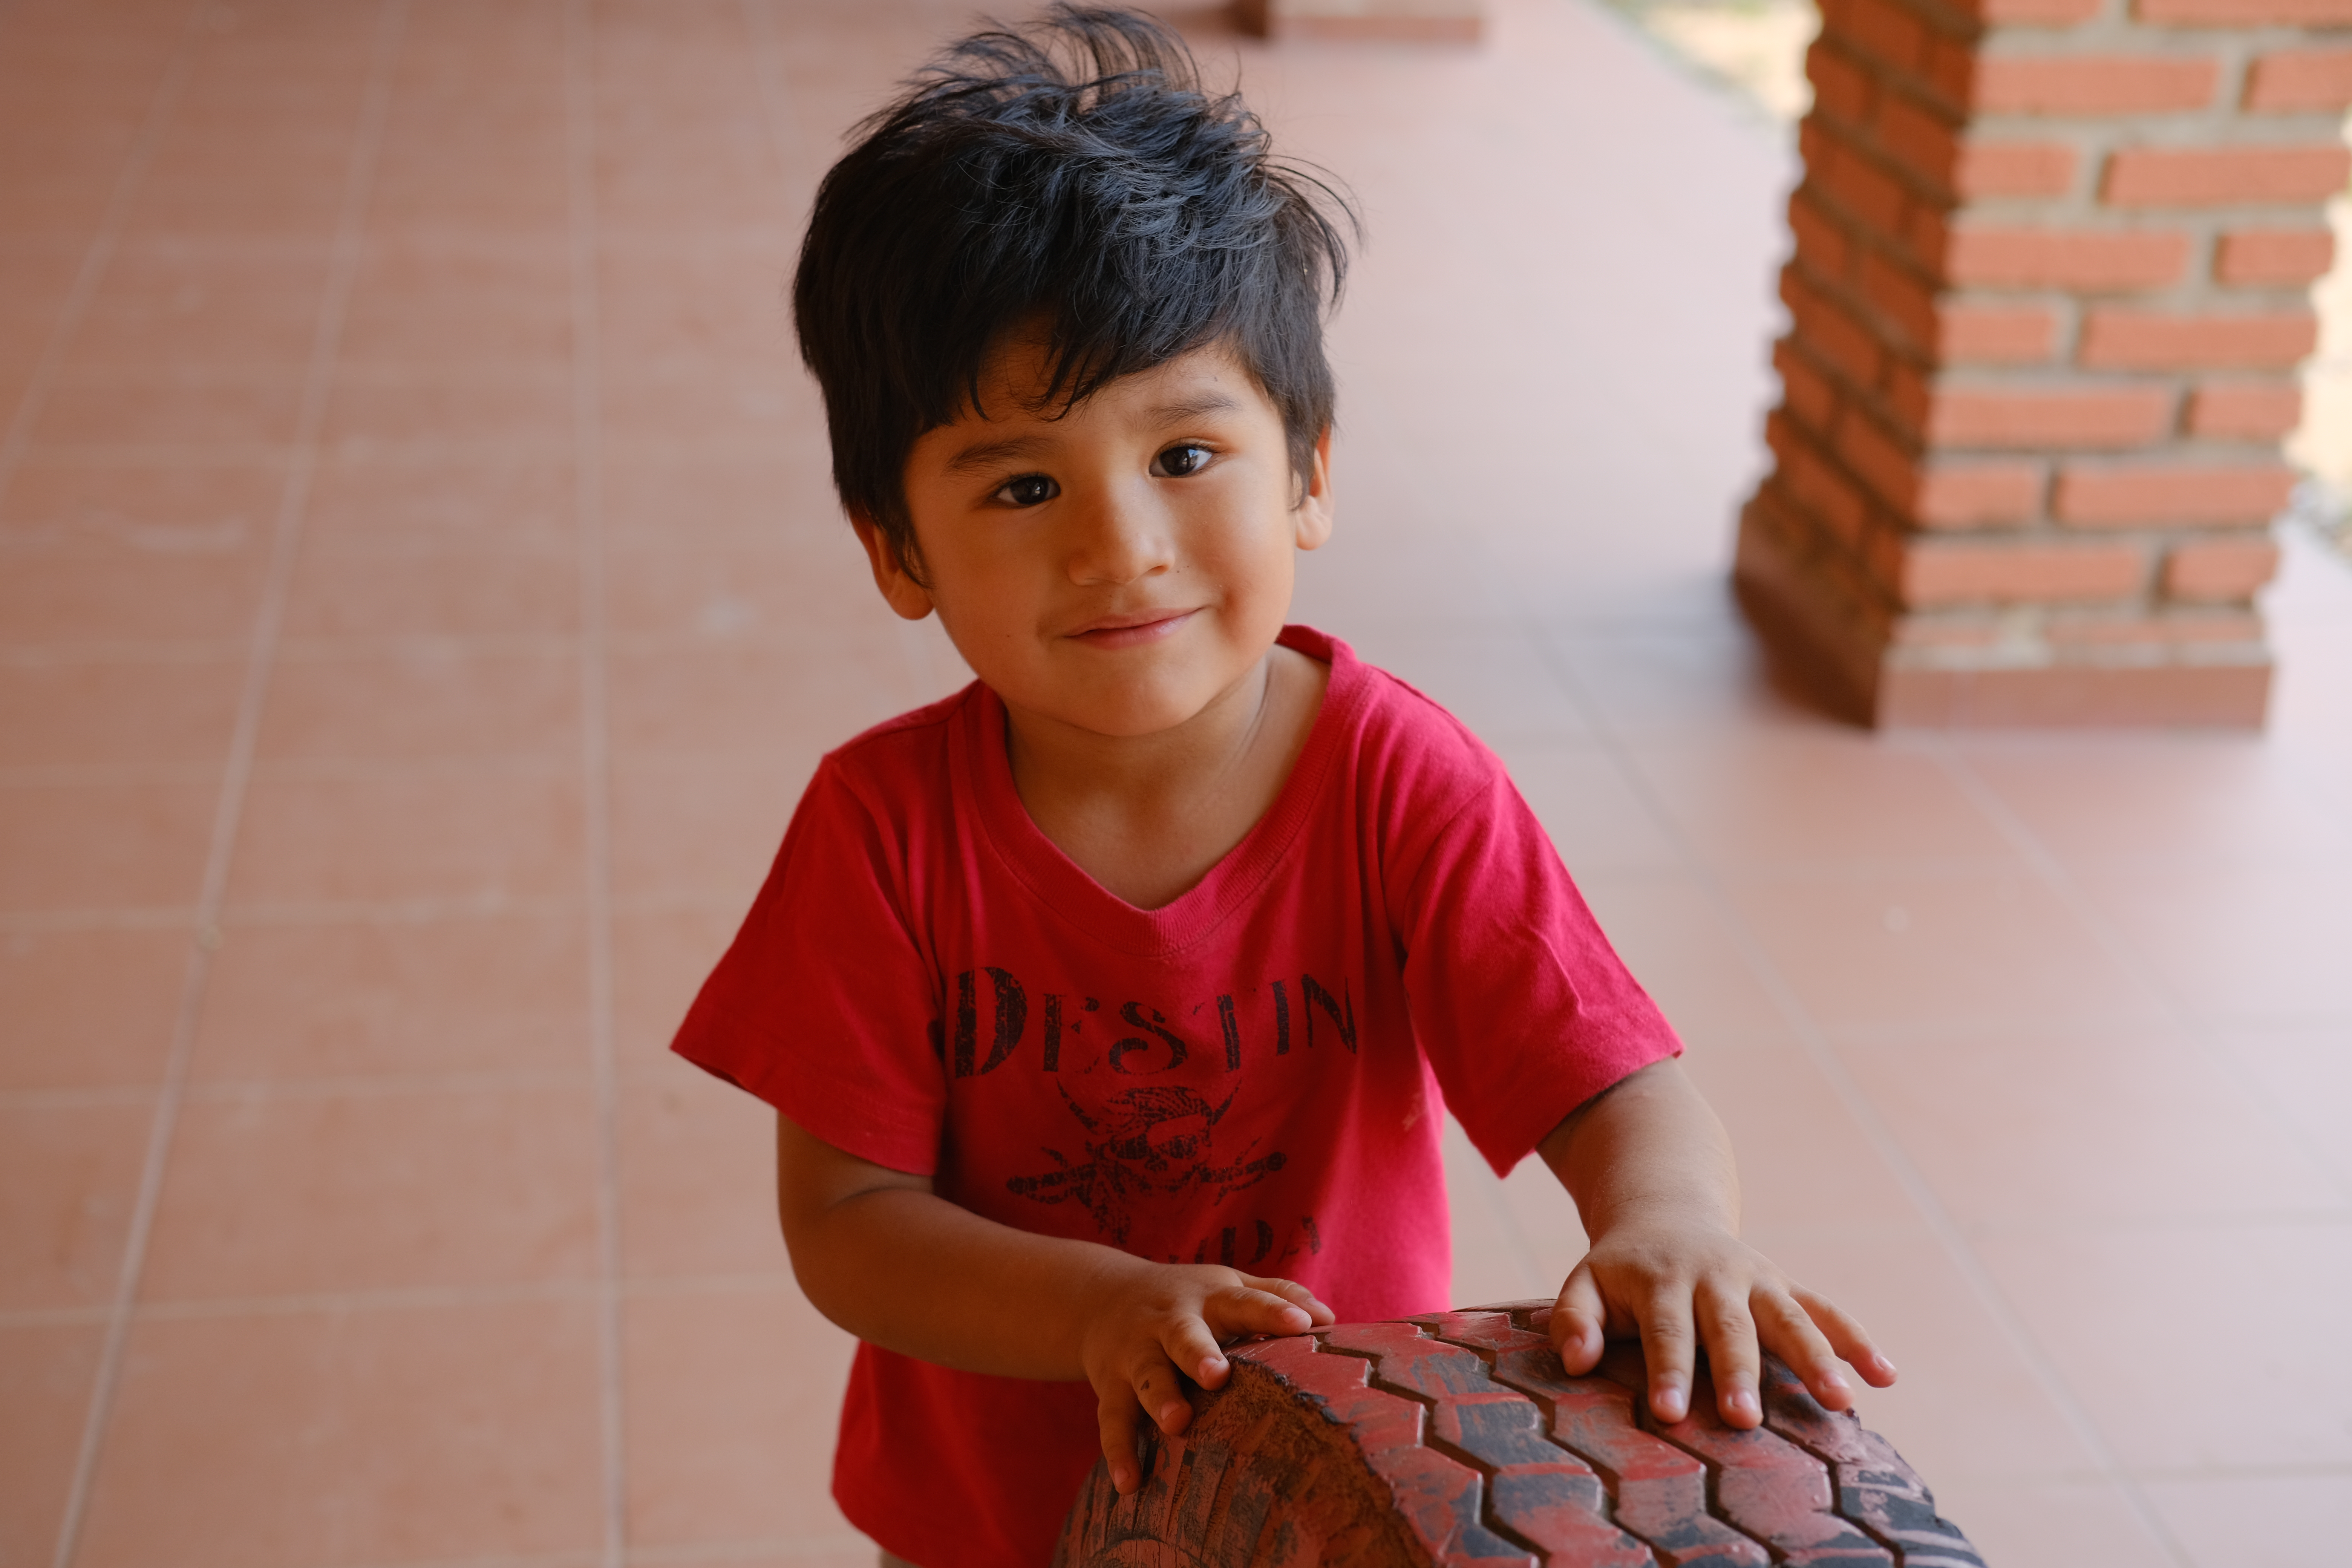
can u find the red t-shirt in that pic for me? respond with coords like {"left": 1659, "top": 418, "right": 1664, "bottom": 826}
{"left": 672, "top": 626, "right": 1680, "bottom": 1568}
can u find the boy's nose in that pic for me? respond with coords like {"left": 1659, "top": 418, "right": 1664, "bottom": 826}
{"left": 1065, "top": 484, "right": 1175, "bottom": 586}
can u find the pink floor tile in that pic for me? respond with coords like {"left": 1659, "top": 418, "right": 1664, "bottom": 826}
{"left": 255, "top": 647, "right": 582, "bottom": 766}
{"left": 1487, "top": 736, "right": 1686, "bottom": 875}
{"left": 623, "top": 1285, "right": 863, "bottom": 1552}
{"left": 2144, "top": 1474, "right": 2352, "bottom": 1568}
{"left": 0, "top": 1323, "right": 104, "bottom": 1568}
{"left": 0, "top": 776, "right": 219, "bottom": 914}
{"left": 281, "top": 545, "right": 580, "bottom": 639}
{"left": 617, "top": 1066, "right": 793, "bottom": 1281}
{"left": 142, "top": 1080, "right": 599, "bottom": 1300}
{"left": 0, "top": 927, "right": 190, "bottom": 1091}
{"left": 1926, "top": 1480, "right": 2179, "bottom": 1568}
{"left": 75, "top": 1300, "right": 606, "bottom": 1568}
{"left": 608, "top": 751, "right": 809, "bottom": 909}
{"left": 194, "top": 913, "right": 590, "bottom": 1080}
{"left": 611, "top": 904, "right": 748, "bottom": 1066}
{"left": 0, "top": 656, "right": 244, "bottom": 769}
{"left": 0, "top": 1098, "right": 148, "bottom": 1311}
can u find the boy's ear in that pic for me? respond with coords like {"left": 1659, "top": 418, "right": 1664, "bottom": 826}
{"left": 850, "top": 513, "right": 937, "bottom": 622}
{"left": 1292, "top": 427, "right": 1334, "bottom": 553}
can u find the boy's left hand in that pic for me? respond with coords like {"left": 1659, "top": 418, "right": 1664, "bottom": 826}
{"left": 1547, "top": 1207, "right": 1897, "bottom": 1430}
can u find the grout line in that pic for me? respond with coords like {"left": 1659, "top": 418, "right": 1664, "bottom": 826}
{"left": 563, "top": 5, "right": 629, "bottom": 1565}
{"left": 1928, "top": 746, "right": 2352, "bottom": 1209}
{"left": 1518, "top": 622, "right": 2202, "bottom": 1568}
{"left": 47, "top": 5, "right": 413, "bottom": 1567}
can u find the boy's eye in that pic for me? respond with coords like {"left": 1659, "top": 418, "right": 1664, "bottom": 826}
{"left": 1153, "top": 444, "right": 1212, "bottom": 478}
{"left": 994, "top": 473, "right": 1058, "bottom": 508}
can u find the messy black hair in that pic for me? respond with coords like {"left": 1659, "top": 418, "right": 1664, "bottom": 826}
{"left": 792, "top": 3, "right": 1355, "bottom": 577}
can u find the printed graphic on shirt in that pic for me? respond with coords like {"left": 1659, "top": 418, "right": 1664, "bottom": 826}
{"left": 1005, "top": 1083, "right": 1286, "bottom": 1246}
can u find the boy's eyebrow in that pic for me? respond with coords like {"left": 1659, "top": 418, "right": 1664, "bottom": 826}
{"left": 938, "top": 393, "right": 1246, "bottom": 475}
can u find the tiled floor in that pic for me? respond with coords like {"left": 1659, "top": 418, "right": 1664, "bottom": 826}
{"left": 3, "top": 2, "right": 2348, "bottom": 1566}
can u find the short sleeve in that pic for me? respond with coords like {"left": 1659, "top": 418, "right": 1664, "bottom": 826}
{"left": 669, "top": 757, "right": 947, "bottom": 1176}
{"left": 1394, "top": 767, "right": 1682, "bottom": 1178}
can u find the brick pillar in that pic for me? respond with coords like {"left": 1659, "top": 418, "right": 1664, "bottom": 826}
{"left": 1233, "top": 0, "right": 1482, "bottom": 42}
{"left": 1738, "top": 0, "right": 2352, "bottom": 726}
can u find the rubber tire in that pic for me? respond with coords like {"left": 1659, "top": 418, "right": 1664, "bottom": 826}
{"left": 1053, "top": 1300, "right": 1983, "bottom": 1568}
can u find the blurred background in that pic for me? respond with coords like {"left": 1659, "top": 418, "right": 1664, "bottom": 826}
{"left": 2, "top": 2, "right": 2348, "bottom": 1567}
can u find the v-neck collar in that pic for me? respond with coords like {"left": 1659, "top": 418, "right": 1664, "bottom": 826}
{"left": 960, "top": 625, "right": 1367, "bottom": 959}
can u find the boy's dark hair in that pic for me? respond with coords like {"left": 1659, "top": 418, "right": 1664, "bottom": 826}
{"left": 793, "top": 4, "right": 1354, "bottom": 577}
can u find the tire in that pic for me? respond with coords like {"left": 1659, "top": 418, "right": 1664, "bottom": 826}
{"left": 1053, "top": 1300, "right": 1983, "bottom": 1568}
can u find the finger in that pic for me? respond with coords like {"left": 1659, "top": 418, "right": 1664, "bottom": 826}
{"left": 1550, "top": 1260, "right": 1606, "bottom": 1374}
{"left": 1128, "top": 1343, "right": 1193, "bottom": 1438}
{"left": 1792, "top": 1285, "right": 1898, "bottom": 1389}
{"left": 1160, "top": 1311, "right": 1234, "bottom": 1392}
{"left": 1201, "top": 1282, "right": 1315, "bottom": 1344}
{"left": 1634, "top": 1285, "right": 1698, "bottom": 1425}
{"left": 1754, "top": 1288, "right": 1852, "bottom": 1410}
{"left": 1095, "top": 1381, "right": 1144, "bottom": 1496}
{"left": 1239, "top": 1274, "right": 1334, "bottom": 1326}
{"left": 1696, "top": 1278, "right": 1762, "bottom": 1429}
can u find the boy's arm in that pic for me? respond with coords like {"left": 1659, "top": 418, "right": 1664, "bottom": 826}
{"left": 1537, "top": 1058, "right": 1898, "bottom": 1430}
{"left": 775, "top": 1112, "right": 1334, "bottom": 1493}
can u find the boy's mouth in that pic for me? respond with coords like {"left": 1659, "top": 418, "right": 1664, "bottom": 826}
{"left": 1068, "top": 608, "right": 1197, "bottom": 649}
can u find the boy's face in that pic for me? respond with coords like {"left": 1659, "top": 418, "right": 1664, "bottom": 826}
{"left": 858, "top": 338, "right": 1333, "bottom": 742}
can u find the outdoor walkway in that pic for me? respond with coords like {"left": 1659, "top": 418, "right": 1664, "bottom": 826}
{"left": 2, "top": 2, "right": 2347, "bottom": 1566}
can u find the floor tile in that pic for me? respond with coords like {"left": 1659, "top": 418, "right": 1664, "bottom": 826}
{"left": 613, "top": 904, "right": 744, "bottom": 1067}
{"left": 1975, "top": 1221, "right": 2352, "bottom": 1473}
{"left": 0, "top": 776, "right": 218, "bottom": 913}
{"left": 1720, "top": 870, "right": 2168, "bottom": 1032}
{"left": 1344, "top": 625, "right": 1594, "bottom": 743}
{"left": 1838, "top": 1023, "right": 2342, "bottom": 1226}
{"left": 609, "top": 750, "right": 811, "bottom": 909}
{"left": 0, "top": 654, "right": 245, "bottom": 770}
{"left": 305, "top": 456, "right": 574, "bottom": 551}
{"left": 604, "top": 637, "right": 921, "bottom": 761}
{"left": 619, "top": 1064, "right": 787, "bottom": 1281}
{"left": 193, "top": 913, "right": 589, "bottom": 1080}
{"left": 1626, "top": 732, "right": 2026, "bottom": 871}
{"left": 2079, "top": 862, "right": 2352, "bottom": 1025}
{"left": 1568, "top": 873, "right": 1796, "bottom": 1045}
{"left": 142, "top": 1079, "right": 598, "bottom": 1300}
{"left": 2222, "top": 1021, "right": 2352, "bottom": 1190}
{"left": 1488, "top": 735, "right": 1685, "bottom": 875}
{"left": 35, "top": 374, "right": 309, "bottom": 449}
{"left": 322, "top": 370, "right": 573, "bottom": 452}
{"left": 281, "top": 545, "right": 580, "bottom": 639}
{"left": 622, "top": 1284, "right": 862, "bottom": 1552}
{"left": 255, "top": 647, "right": 580, "bottom": 764}
{"left": 1923, "top": 1479, "right": 2179, "bottom": 1568}
{"left": 0, "top": 1097, "right": 149, "bottom": 1311}
{"left": 0, "top": 1323, "right": 104, "bottom": 1568}
{"left": 63, "top": 243, "right": 330, "bottom": 375}
{"left": 2145, "top": 1473, "right": 2352, "bottom": 1568}
{"left": 75, "top": 1300, "right": 604, "bottom": 1568}
{"left": 226, "top": 764, "right": 583, "bottom": 909}
{"left": 1679, "top": 1037, "right": 1924, "bottom": 1230}
{"left": 0, "top": 926, "right": 190, "bottom": 1091}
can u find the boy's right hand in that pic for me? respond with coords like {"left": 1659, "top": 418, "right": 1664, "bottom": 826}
{"left": 1079, "top": 1263, "right": 1334, "bottom": 1495}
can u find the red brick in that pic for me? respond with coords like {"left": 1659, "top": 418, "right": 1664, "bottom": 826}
{"left": 1976, "top": 55, "right": 2219, "bottom": 114}
{"left": 2138, "top": 0, "right": 2352, "bottom": 21}
{"left": 2104, "top": 144, "right": 2352, "bottom": 206}
{"left": 2045, "top": 611, "right": 2264, "bottom": 646}
{"left": 1807, "top": 41, "right": 1876, "bottom": 126}
{"left": 1927, "top": 384, "right": 2175, "bottom": 447}
{"left": 1958, "top": 141, "right": 2080, "bottom": 196}
{"left": 1784, "top": 270, "right": 1885, "bottom": 386}
{"left": 1775, "top": 340, "right": 1843, "bottom": 430}
{"left": 1784, "top": 433, "right": 1874, "bottom": 546}
{"left": 2215, "top": 228, "right": 2335, "bottom": 283}
{"left": 1962, "top": 0, "right": 2102, "bottom": 18}
{"left": 1941, "top": 302, "right": 2059, "bottom": 361}
{"left": 1874, "top": 94, "right": 1965, "bottom": 188}
{"left": 1885, "top": 357, "right": 1934, "bottom": 429}
{"left": 2165, "top": 537, "right": 2282, "bottom": 600}
{"left": 1838, "top": 412, "right": 1924, "bottom": 507}
{"left": 1944, "top": 227, "right": 2190, "bottom": 289}
{"left": 1919, "top": 462, "right": 2047, "bottom": 525}
{"left": 1924, "top": 38, "right": 1977, "bottom": 107}
{"left": 2053, "top": 463, "right": 2298, "bottom": 524}
{"left": 1805, "top": 130, "right": 1914, "bottom": 237}
{"left": 1901, "top": 539, "right": 2147, "bottom": 604}
{"left": 2244, "top": 48, "right": 2352, "bottom": 112}
{"left": 1860, "top": 251, "right": 1940, "bottom": 347}
{"left": 1835, "top": 0, "right": 1929, "bottom": 73}
{"left": 2186, "top": 380, "right": 2303, "bottom": 438}
{"left": 2078, "top": 307, "right": 2316, "bottom": 369}
{"left": 1787, "top": 189, "right": 1856, "bottom": 281}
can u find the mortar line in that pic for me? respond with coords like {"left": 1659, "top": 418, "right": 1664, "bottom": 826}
{"left": 47, "top": 5, "right": 410, "bottom": 1566}
{"left": 1519, "top": 619, "right": 2196, "bottom": 1568}
{"left": 563, "top": 5, "right": 628, "bottom": 1565}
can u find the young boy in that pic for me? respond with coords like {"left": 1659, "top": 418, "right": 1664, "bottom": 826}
{"left": 672, "top": 9, "right": 1895, "bottom": 1567}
